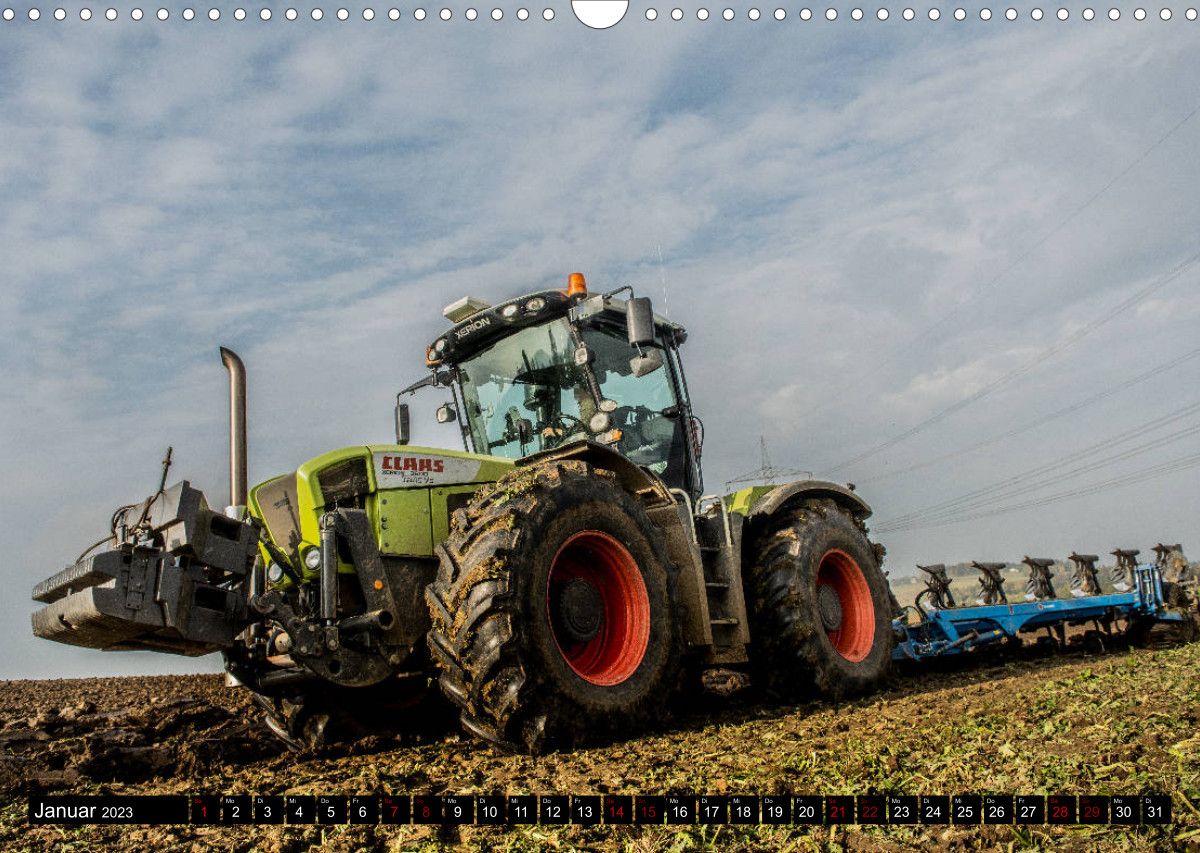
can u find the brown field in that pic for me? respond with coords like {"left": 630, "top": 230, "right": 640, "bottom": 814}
{"left": 1, "top": 639, "right": 1198, "bottom": 852}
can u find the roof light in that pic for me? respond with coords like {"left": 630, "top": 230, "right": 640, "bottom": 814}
{"left": 567, "top": 272, "right": 587, "bottom": 296}
{"left": 443, "top": 295, "right": 492, "bottom": 322}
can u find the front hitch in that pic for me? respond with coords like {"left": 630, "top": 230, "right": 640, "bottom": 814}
{"left": 31, "top": 481, "right": 258, "bottom": 656}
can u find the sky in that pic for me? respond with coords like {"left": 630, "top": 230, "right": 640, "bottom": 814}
{"left": 1, "top": 7, "right": 1197, "bottom": 679}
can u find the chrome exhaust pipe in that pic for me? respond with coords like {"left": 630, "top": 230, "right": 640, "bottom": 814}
{"left": 219, "top": 347, "right": 248, "bottom": 508}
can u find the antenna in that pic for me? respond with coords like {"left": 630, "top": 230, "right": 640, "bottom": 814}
{"left": 657, "top": 244, "right": 670, "bottom": 318}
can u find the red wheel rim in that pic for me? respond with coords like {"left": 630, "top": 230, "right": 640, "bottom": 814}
{"left": 546, "top": 531, "right": 651, "bottom": 686}
{"left": 816, "top": 549, "right": 876, "bottom": 662}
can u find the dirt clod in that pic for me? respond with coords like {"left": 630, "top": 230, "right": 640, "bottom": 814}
{"left": 1, "top": 646, "right": 1197, "bottom": 851}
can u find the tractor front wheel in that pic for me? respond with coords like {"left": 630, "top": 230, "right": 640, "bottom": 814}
{"left": 425, "top": 460, "right": 684, "bottom": 753}
{"left": 747, "top": 498, "right": 894, "bottom": 701}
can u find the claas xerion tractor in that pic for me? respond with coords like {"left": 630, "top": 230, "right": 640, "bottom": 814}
{"left": 31, "top": 273, "right": 896, "bottom": 753}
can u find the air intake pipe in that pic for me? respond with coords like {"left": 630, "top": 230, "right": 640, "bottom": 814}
{"left": 219, "top": 347, "right": 248, "bottom": 509}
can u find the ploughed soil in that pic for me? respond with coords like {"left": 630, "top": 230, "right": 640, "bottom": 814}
{"left": 1, "top": 642, "right": 1198, "bottom": 852}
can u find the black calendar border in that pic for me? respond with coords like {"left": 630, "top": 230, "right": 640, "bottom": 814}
{"left": 25, "top": 792, "right": 1177, "bottom": 827}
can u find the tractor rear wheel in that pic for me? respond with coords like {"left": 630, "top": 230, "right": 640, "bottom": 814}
{"left": 425, "top": 460, "right": 684, "bottom": 753}
{"left": 747, "top": 498, "right": 894, "bottom": 701}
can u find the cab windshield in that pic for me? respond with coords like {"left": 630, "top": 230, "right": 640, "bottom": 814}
{"left": 457, "top": 316, "right": 686, "bottom": 482}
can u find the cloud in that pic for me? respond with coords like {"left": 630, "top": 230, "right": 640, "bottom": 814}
{"left": 879, "top": 345, "right": 1037, "bottom": 415}
{"left": 1, "top": 21, "right": 1198, "bottom": 676}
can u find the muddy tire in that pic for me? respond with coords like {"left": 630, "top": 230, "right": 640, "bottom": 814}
{"left": 746, "top": 498, "right": 894, "bottom": 701}
{"left": 425, "top": 460, "right": 684, "bottom": 753}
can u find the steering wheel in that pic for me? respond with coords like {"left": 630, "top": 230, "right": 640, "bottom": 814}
{"left": 541, "top": 413, "right": 586, "bottom": 448}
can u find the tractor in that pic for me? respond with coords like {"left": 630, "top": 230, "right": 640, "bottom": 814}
{"left": 31, "top": 273, "right": 896, "bottom": 753}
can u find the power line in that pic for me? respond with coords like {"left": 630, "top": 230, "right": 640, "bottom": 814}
{"left": 796, "top": 101, "right": 1200, "bottom": 431}
{"left": 876, "top": 414, "right": 1200, "bottom": 533}
{"left": 879, "top": 449, "right": 1200, "bottom": 533}
{"left": 859, "top": 343, "right": 1200, "bottom": 485}
{"left": 864, "top": 101, "right": 1200, "bottom": 379}
{"left": 875, "top": 398, "right": 1200, "bottom": 529}
{"left": 888, "top": 425, "right": 1200, "bottom": 530}
{"left": 826, "top": 249, "right": 1200, "bottom": 474}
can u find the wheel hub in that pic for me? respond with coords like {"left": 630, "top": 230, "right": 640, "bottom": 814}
{"left": 817, "top": 583, "right": 843, "bottom": 631}
{"left": 555, "top": 578, "right": 604, "bottom": 644}
{"left": 546, "top": 529, "right": 651, "bottom": 686}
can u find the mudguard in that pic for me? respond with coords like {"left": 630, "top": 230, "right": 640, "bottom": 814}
{"left": 738, "top": 480, "right": 872, "bottom": 521}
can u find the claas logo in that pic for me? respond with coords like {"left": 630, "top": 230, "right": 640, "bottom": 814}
{"left": 380, "top": 456, "right": 446, "bottom": 473}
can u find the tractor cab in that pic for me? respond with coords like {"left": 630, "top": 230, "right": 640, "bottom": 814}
{"left": 414, "top": 273, "right": 705, "bottom": 500}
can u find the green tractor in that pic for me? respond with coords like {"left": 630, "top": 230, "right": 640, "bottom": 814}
{"left": 31, "top": 273, "right": 896, "bottom": 752}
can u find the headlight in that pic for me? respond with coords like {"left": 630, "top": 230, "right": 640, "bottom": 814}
{"left": 267, "top": 563, "right": 285, "bottom": 583}
{"left": 525, "top": 297, "right": 546, "bottom": 312}
{"left": 303, "top": 548, "right": 322, "bottom": 571}
{"left": 501, "top": 304, "right": 520, "bottom": 318}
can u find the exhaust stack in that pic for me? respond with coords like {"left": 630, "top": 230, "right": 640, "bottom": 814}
{"left": 220, "top": 347, "right": 248, "bottom": 508}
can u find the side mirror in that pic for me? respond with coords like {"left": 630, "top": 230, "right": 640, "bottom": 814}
{"left": 436, "top": 403, "right": 458, "bottom": 424}
{"left": 626, "top": 297, "right": 655, "bottom": 348}
{"left": 630, "top": 349, "right": 664, "bottom": 377}
{"left": 394, "top": 400, "right": 411, "bottom": 445}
